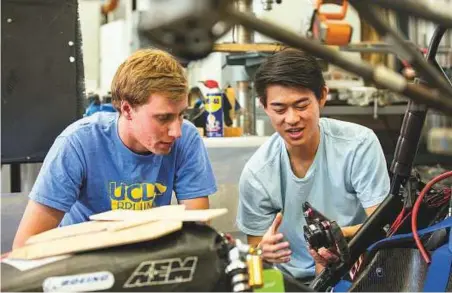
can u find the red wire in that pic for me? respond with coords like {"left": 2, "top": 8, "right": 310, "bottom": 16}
{"left": 388, "top": 207, "right": 405, "bottom": 235}
{"left": 389, "top": 211, "right": 412, "bottom": 236}
{"left": 411, "top": 170, "right": 452, "bottom": 264}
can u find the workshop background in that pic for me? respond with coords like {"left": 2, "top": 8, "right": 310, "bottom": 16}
{"left": 2, "top": 0, "right": 452, "bottom": 253}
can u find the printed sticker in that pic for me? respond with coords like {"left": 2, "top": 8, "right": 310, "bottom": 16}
{"left": 42, "top": 271, "right": 114, "bottom": 292}
{"left": 124, "top": 257, "right": 198, "bottom": 288}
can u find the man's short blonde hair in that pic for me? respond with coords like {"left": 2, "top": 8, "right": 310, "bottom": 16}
{"left": 111, "top": 49, "right": 187, "bottom": 112}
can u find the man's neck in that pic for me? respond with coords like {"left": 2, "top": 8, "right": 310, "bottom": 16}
{"left": 117, "top": 115, "right": 144, "bottom": 153}
{"left": 285, "top": 127, "right": 320, "bottom": 178}
{"left": 287, "top": 127, "right": 320, "bottom": 161}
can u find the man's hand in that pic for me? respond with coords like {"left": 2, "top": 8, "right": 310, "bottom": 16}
{"left": 309, "top": 246, "right": 341, "bottom": 275}
{"left": 309, "top": 247, "right": 340, "bottom": 268}
{"left": 258, "top": 213, "right": 292, "bottom": 263}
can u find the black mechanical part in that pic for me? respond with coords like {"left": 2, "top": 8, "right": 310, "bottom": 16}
{"left": 302, "top": 202, "right": 336, "bottom": 250}
{"left": 303, "top": 222, "right": 334, "bottom": 251}
{"left": 349, "top": 248, "right": 429, "bottom": 292}
{"left": 137, "top": 0, "right": 233, "bottom": 61}
{"left": 302, "top": 202, "right": 349, "bottom": 261}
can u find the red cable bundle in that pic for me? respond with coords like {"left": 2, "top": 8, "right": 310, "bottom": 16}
{"left": 411, "top": 170, "right": 452, "bottom": 264}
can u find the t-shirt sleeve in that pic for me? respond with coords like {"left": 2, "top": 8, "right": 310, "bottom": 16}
{"left": 236, "top": 166, "right": 276, "bottom": 236}
{"left": 351, "top": 131, "right": 390, "bottom": 208}
{"left": 29, "top": 136, "right": 85, "bottom": 212}
{"left": 174, "top": 123, "right": 217, "bottom": 200}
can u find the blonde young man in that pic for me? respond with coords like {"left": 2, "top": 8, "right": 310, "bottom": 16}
{"left": 13, "top": 49, "right": 217, "bottom": 249}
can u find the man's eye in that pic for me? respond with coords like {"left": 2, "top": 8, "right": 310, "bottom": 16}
{"left": 296, "top": 105, "right": 308, "bottom": 110}
{"left": 274, "top": 108, "right": 285, "bottom": 114}
{"left": 157, "top": 115, "right": 171, "bottom": 122}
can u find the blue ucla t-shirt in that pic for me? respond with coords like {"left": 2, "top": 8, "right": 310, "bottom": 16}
{"left": 29, "top": 112, "right": 217, "bottom": 226}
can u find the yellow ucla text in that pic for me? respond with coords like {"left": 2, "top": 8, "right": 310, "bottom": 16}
{"left": 109, "top": 182, "right": 167, "bottom": 210}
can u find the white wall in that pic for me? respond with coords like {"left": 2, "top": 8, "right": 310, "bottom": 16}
{"left": 79, "top": 0, "right": 102, "bottom": 93}
{"left": 99, "top": 0, "right": 136, "bottom": 94}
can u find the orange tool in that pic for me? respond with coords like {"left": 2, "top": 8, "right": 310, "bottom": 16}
{"left": 308, "top": 0, "right": 353, "bottom": 46}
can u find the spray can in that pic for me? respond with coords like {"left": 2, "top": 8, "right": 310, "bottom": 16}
{"left": 202, "top": 80, "right": 224, "bottom": 137}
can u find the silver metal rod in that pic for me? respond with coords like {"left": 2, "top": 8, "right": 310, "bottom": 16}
{"left": 224, "top": 6, "right": 452, "bottom": 114}
{"left": 350, "top": 0, "right": 452, "bottom": 99}
{"left": 372, "top": 0, "right": 452, "bottom": 28}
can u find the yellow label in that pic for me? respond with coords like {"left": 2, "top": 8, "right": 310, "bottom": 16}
{"left": 205, "top": 94, "right": 222, "bottom": 113}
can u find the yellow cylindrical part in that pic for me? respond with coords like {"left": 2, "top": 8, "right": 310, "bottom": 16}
{"left": 247, "top": 254, "right": 263, "bottom": 288}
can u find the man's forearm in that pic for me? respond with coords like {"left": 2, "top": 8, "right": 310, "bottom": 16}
{"left": 315, "top": 263, "right": 324, "bottom": 275}
{"left": 341, "top": 224, "right": 362, "bottom": 238}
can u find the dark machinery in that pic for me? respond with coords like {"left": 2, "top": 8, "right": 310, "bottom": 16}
{"left": 1, "top": 223, "right": 313, "bottom": 292}
{"left": 302, "top": 202, "right": 350, "bottom": 261}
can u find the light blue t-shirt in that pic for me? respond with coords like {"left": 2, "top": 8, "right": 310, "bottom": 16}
{"left": 30, "top": 112, "right": 217, "bottom": 226}
{"left": 236, "top": 118, "right": 390, "bottom": 279}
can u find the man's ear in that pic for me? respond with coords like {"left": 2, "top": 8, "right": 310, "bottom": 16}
{"left": 120, "top": 101, "right": 133, "bottom": 120}
{"left": 319, "top": 86, "right": 329, "bottom": 108}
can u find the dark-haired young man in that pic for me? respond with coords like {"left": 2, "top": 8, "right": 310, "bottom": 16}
{"left": 236, "top": 49, "right": 390, "bottom": 280}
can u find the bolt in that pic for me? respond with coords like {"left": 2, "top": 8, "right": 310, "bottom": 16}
{"left": 7, "top": 18, "right": 13, "bottom": 23}
{"left": 69, "top": 56, "right": 75, "bottom": 63}
{"left": 376, "top": 267, "right": 383, "bottom": 277}
{"left": 68, "top": 41, "right": 74, "bottom": 46}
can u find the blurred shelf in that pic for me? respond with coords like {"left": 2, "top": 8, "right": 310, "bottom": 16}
{"left": 321, "top": 105, "right": 407, "bottom": 116}
{"left": 213, "top": 43, "right": 286, "bottom": 53}
{"left": 214, "top": 42, "right": 451, "bottom": 54}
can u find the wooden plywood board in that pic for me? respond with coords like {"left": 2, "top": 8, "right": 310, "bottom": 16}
{"left": 107, "top": 208, "right": 228, "bottom": 232}
{"left": 9, "top": 220, "right": 183, "bottom": 260}
{"left": 26, "top": 221, "right": 112, "bottom": 245}
{"left": 89, "top": 205, "right": 186, "bottom": 221}
{"left": 24, "top": 206, "right": 228, "bottom": 248}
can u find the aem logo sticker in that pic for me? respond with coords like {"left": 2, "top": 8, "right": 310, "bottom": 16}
{"left": 123, "top": 257, "right": 198, "bottom": 288}
{"left": 42, "top": 271, "right": 114, "bottom": 292}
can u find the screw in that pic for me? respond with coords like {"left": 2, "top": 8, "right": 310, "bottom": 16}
{"left": 7, "top": 18, "right": 13, "bottom": 23}
{"left": 376, "top": 267, "right": 383, "bottom": 277}
{"left": 69, "top": 56, "right": 75, "bottom": 63}
{"left": 68, "top": 41, "right": 74, "bottom": 46}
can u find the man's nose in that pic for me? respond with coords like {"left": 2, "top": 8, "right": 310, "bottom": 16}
{"left": 168, "top": 119, "right": 182, "bottom": 139}
{"left": 285, "top": 108, "right": 300, "bottom": 125}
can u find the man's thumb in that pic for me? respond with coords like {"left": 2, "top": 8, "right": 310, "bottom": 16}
{"left": 271, "top": 212, "right": 283, "bottom": 234}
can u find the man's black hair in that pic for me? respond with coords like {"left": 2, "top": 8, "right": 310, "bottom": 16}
{"left": 254, "top": 49, "right": 326, "bottom": 107}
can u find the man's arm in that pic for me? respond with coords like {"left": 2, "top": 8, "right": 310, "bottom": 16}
{"left": 178, "top": 196, "right": 209, "bottom": 210}
{"left": 12, "top": 136, "right": 85, "bottom": 250}
{"left": 174, "top": 123, "right": 217, "bottom": 205}
{"left": 341, "top": 204, "right": 379, "bottom": 238}
{"left": 247, "top": 235, "right": 262, "bottom": 247}
{"left": 13, "top": 200, "right": 64, "bottom": 249}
